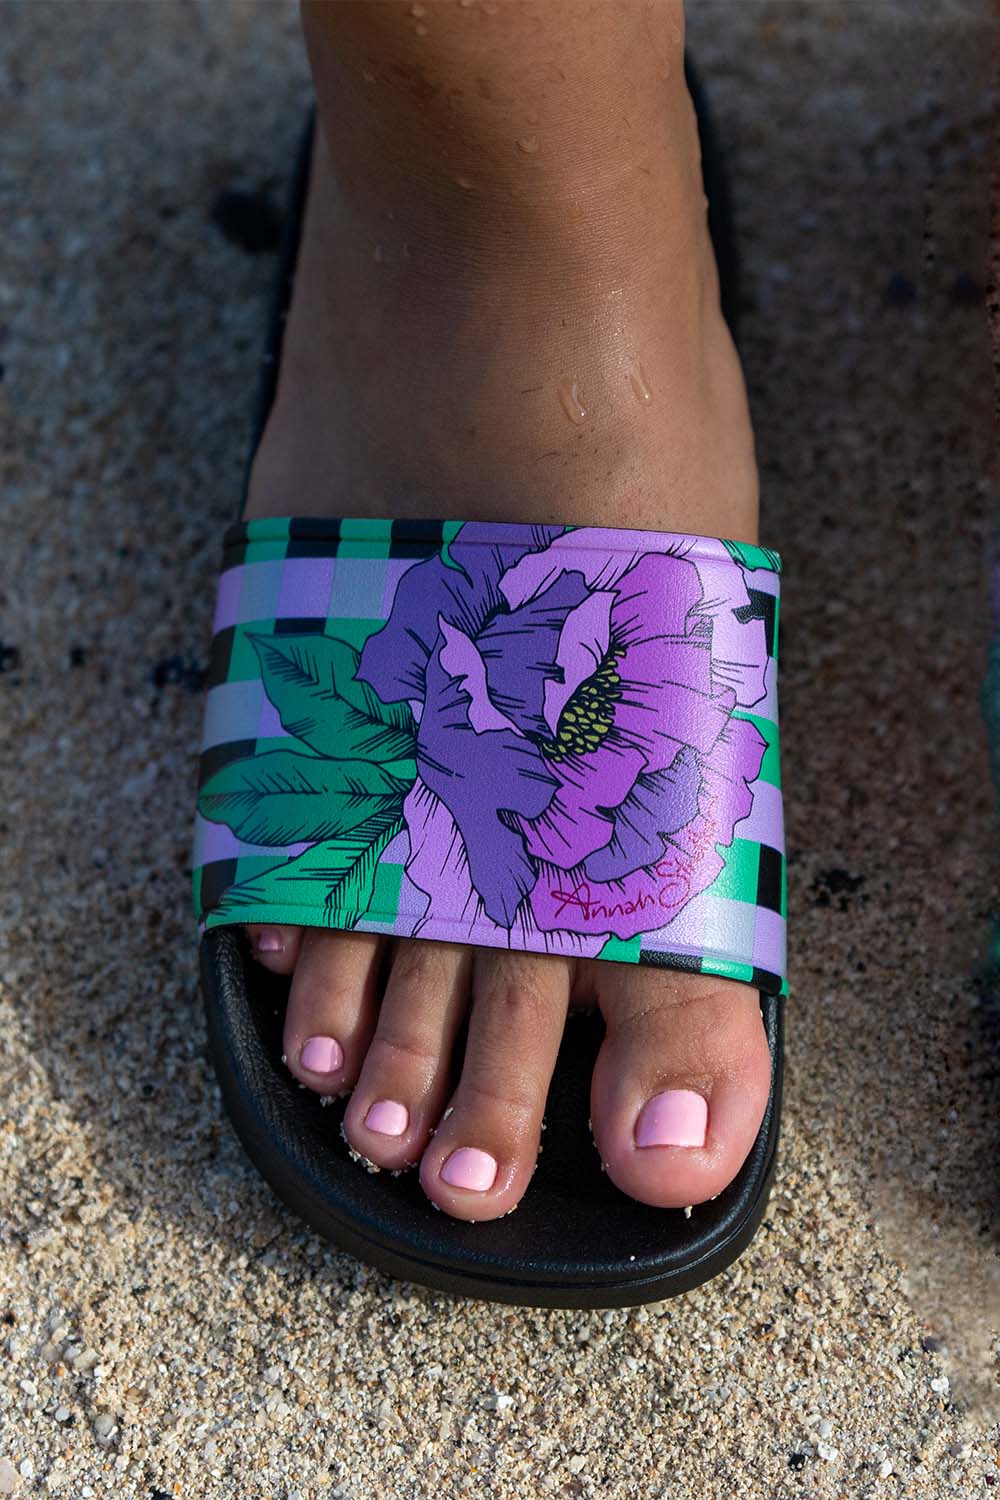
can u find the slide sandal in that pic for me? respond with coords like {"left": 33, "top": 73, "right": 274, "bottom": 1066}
{"left": 192, "top": 66, "right": 787, "bottom": 1309}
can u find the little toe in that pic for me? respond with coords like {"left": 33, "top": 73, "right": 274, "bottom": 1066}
{"left": 419, "top": 949, "right": 571, "bottom": 1222}
{"left": 245, "top": 924, "right": 303, "bottom": 976}
{"left": 283, "top": 929, "right": 383, "bottom": 1094}
{"left": 589, "top": 965, "right": 772, "bottom": 1210}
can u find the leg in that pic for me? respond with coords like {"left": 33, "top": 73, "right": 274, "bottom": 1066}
{"left": 246, "top": 0, "right": 770, "bottom": 1220}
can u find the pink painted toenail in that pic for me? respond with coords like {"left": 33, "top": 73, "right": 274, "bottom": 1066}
{"left": 253, "top": 930, "right": 283, "bottom": 953}
{"left": 300, "top": 1035, "right": 343, "bottom": 1074}
{"left": 635, "top": 1089, "right": 708, "bottom": 1149}
{"left": 440, "top": 1147, "right": 497, "bottom": 1192}
{"left": 365, "top": 1099, "right": 409, "bottom": 1136}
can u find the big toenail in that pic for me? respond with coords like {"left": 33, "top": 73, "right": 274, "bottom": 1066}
{"left": 253, "top": 929, "right": 283, "bottom": 953}
{"left": 365, "top": 1099, "right": 409, "bottom": 1136}
{"left": 300, "top": 1035, "right": 344, "bottom": 1074}
{"left": 635, "top": 1089, "right": 708, "bottom": 1149}
{"left": 440, "top": 1147, "right": 497, "bottom": 1192}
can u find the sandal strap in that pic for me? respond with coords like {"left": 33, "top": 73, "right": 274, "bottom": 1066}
{"left": 192, "top": 517, "right": 786, "bottom": 996}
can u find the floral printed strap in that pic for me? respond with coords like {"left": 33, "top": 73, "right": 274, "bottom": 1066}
{"left": 192, "top": 518, "right": 786, "bottom": 997}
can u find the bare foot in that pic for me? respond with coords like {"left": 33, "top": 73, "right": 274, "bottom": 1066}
{"left": 241, "top": 0, "right": 771, "bottom": 1221}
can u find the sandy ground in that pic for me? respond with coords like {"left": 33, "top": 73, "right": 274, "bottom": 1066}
{"left": 1, "top": 1, "right": 999, "bottom": 1495}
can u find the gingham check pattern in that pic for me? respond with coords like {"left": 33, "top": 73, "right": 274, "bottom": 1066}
{"left": 192, "top": 517, "right": 786, "bottom": 997}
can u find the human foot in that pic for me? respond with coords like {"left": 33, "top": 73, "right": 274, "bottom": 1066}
{"left": 239, "top": 0, "right": 773, "bottom": 1223}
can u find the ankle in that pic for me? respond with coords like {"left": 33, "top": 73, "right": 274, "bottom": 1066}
{"left": 248, "top": 10, "right": 757, "bottom": 539}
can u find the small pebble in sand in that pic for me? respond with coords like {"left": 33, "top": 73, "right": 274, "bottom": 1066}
{"left": 0, "top": 1460, "right": 16, "bottom": 1495}
{"left": 878, "top": 1458, "right": 894, "bottom": 1479}
{"left": 929, "top": 1375, "right": 949, "bottom": 1394}
{"left": 92, "top": 1413, "right": 117, "bottom": 1446}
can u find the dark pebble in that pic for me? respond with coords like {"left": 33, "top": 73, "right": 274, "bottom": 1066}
{"left": 811, "top": 868, "right": 867, "bottom": 910}
{"left": 0, "top": 642, "right": 21, "bottom": 672}
{"left": 885, "top": 272, "right": 917, "bottom": 306}
{"left": 151, "top": 655, "right": 206, "bottom": 693}
{"left": 787, "top": 1453, "right": 807, "bottom": 1471}
{"left": 69, "top": 645, "right": 86, "bottom": 667}
{"left": 921, "top": 1335, "right": 943, "bottom": 1353}
{"left": 211, "top": 187, "right": 281, "bottom": 254}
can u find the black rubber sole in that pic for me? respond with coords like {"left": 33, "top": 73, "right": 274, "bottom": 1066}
{"left": 199, "top": 61, "right": 784, "bottom": 1309}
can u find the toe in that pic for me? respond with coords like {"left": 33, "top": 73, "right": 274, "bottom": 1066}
{"left": 246, "top": 924, "right": 303, "bottom": 976}
{"left": 419, "top": 950, "right": 571, "bottom": 1222}
{"left": 590, "top": 966, "right": 772, "bottom": 1209}
{"left": 283, "top": 929, "right": 383, "bottom": 1093}
{"left": 342, "top": 939, "right": 473, "bottom": 1169}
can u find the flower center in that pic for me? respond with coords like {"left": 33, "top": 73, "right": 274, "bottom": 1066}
{"left": 542, "top": 648, "right": 624, "bottom": 763}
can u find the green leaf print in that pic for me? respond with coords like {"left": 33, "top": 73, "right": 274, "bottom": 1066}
{"left": 198, "top": 749, "right": 409, "bottom": 847}
{"left": 249, "top": 632, "right": 416, "bottom": 763}
{"left": 721, "top": 540, "right": 782, "bottom": 574}
{"left": 209, "top": 816, "right": 404, "bottom": 929}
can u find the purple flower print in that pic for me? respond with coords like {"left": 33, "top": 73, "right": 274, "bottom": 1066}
{"left": 357, "top": 523, "right": 769, "bottom": 949}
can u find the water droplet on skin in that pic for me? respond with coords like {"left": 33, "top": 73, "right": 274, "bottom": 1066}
{"left": 411, "top": 2, "right": 427, "bottom": 14}
{"left": 456, "top": 176, "right": 475, "bottom": 191}
{"left": 362, "top": 69, "right": 376, "bottom": 85}
{"left": 517, "top": 136, "right": 540, "bottom": 155}
{"left": 626, "top": 357, "right": 652, "bottom": 404}
{"left": 414, "top": 22, "right": 429, "bottom": 36}
{"left": 403, "top": 242, "right": 412, "bottom": 258}
{"left": 484, "top": 2, "right": 499, "bottom": 12}
{"left": 459, "top": 0, "right": 475, "bottom": 7}
{"left": 374, "top": 243, "right": 386, "bottom": 265}
{"left": 558, "top": 377, "right": 587, "bottom": 425}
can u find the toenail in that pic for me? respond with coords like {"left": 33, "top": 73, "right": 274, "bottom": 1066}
{"left": 364, "top": 1099, "right": 409, "bottom": 1136}
{"left": 300, "top": 1035, "right": 344, "bottom": 1074}
{"left": 439, "top": 1147, "right": 497, "bottom": 1192}
{"left": 635, "top": 1089, "right": 708, "bottom": 1149}
{"left": 252, "top": 929, "right": 283, "bottom": 953}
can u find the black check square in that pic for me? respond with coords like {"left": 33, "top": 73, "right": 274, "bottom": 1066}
{"left": 641, "top": 950, "right": 704, "bottom": 975}
{"left": 199, "top": 858, "right": 239, "bottom": 914}
{"left": 205, "top": 625, "right": 237, "bottom": 690}
{"left": 389, "top": 518, "right": 446, "bottom": 559}
{"left": 273, "top": 616, "right": 329, "bottom": 636}
{"left": 199, "top": 738, "right": 258, "bottom": 787}
{"left": 756, "top": 844, "right": 783, "bottom": 914}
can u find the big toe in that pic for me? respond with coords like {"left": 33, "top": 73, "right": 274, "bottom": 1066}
{"left": 588, "top": 964, "right": 772, "bottom": 1210}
